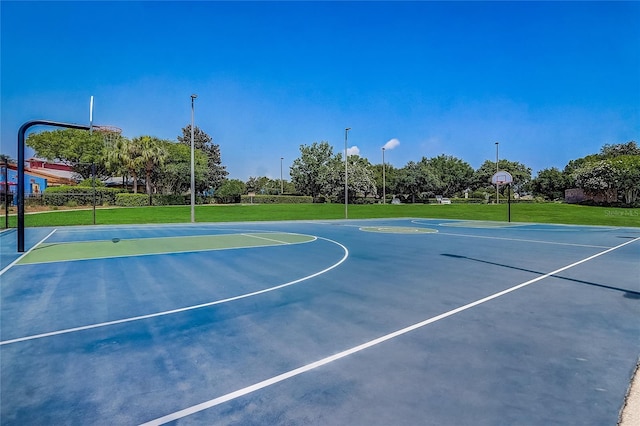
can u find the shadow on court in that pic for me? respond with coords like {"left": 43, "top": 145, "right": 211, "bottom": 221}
{"left": 441, "top": 253, "right": 640, "bottom": 299}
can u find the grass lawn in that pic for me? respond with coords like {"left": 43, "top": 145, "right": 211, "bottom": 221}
{"left": 3, "top": 202, "right": 639, "bottom": 228}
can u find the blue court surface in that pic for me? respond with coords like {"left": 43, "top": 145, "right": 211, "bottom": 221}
{"left": 1, "top": 218, "right": 639, "bottom": 425}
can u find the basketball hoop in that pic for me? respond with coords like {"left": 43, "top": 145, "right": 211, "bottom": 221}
{"left": 92, "top": 125, "right": 122, "bottom": 144}
{"left": 491, "top": 170, "right": 513, "bottom": 186}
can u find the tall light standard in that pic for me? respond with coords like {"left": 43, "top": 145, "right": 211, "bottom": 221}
{"left": 495, "top": 141, "right": 499, "bottom": 205}
{"left": 190, "top": 94, "right": 197, "bottom": 222}
{"left": 382, "top": 147, "right": 386, "bottom": 204}
{"left": 280, "top": 157, "right": 284, "bottom": 194}
{"left": 344, "top": 127, "right": 351, "bottom": 219}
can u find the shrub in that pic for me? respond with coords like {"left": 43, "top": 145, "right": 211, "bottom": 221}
{"left": 240, "top": 194, "right": 313, "bottom": 204}
{"left": 25, "top": 194, "right": 44, "bottom": 206}
{"left": 115, "top": 193, "right": 149, "bottom": 207}
{"left": 152, "top": 194, "right": 188, "bottom": 206}
{"left": 44, "top": 186, "right": 125, "bottom": 206}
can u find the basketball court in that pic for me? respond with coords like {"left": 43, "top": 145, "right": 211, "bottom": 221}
{"left": 1, "top": 218, "right": 639, "bottom": 425}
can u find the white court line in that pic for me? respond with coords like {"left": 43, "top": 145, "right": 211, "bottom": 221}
{"left": 139, "top": 236, "right": 640, "bottom": 426}
{"left": 433, "top": 231, "right": 610, "bottom": 249}
{"left": 0, "top": 229, "right": 57, "bottom": 277}
{"left": 241, "top": 233, "right": 316, "bottom": 245}
{"left": 0, "top": 236, "right": 348, "bottom": 346}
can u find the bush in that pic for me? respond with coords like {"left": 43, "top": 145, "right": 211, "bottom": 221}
{"left": 44, "top": 186, "right": 125, "bottom": 206}
{"left": 240, "top": 194, "right": 313, "bottom": 204}
{"left": 115, "top": 193, "right": 150, "bottom": 207}
{"left": 353, "top": 197, "right": 378, "bottom": 204}
{"left": 152, "top": 194, "right": 188, "bottom": 206}
{"left": 25, "top": 194, "right": 44, "bottom": 206}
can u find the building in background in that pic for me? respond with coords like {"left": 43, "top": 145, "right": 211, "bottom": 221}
{"left": 1, "top": 159, "right": 77, "bottom": 204}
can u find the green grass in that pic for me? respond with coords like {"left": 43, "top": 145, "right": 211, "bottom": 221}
{"left": 4, "top": 202, "right": 639, "bottom": 228}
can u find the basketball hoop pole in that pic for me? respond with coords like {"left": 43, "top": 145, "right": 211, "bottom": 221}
{"left": 495, "top": 142, "right": 499, "bottom": 204}
{"left": 17, "top": 120, "right": 91, "bottom": 252}
{"left": 508, "top": 183, "right": 512, "bottom": 222}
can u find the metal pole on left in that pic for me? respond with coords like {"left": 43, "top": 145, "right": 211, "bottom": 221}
{"left": 382, "top": 147, "right": 386, "bottom": 204}
{"left": 17, "top": 120, "right": 91, "bottom": 252}
{"left": 495, "top": 141, "right": 499, "bottom": 204}
{"left": 190, "top": 94, "right": 197, "bottom": 223}
{"left": 280, "top": 157, "right": 284, "bottom": 195}
{"left": 345, "top": 127, "right": 350, "bottom": 219}
{"left": 4, "top": 158, "right": 8, "bottom": 229}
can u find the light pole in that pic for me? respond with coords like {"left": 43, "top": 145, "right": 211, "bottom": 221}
{"left": 495, "top": 141, "right": 499, "bottom": 205}
{"left": 345, "top": 127, "right": 351, "bottom": 219}
{"left": 382, "top": 147, "right": 386, "bottom": 204}
{"left": 280, "top": 157, "right": 284, "bottom": 194}
{"left": 190, "top": 94, "right": 197, "bottom": 222}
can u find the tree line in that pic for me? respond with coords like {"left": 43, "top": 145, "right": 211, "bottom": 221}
{"left": 23, "top": 127, "right": 639, "bottom": 206}
{"left": 285, "top": 140, "right": 639, "bottom": 206}
{"left": 25, "top": 125, "right": 228, "bottom": 198}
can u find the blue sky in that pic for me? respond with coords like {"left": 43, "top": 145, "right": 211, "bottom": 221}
{"left": 2, "top": 1, "right": 639, "bottom": 181}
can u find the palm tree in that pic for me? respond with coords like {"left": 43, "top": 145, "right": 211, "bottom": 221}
{"left": 105, "top": 136, "right": 167, "bottom": 195}
{"left": 104, "top": 137, "right": 141, "bottom": 193}
{"left": 132, "top": 136, "right": 167, "bottom": 196}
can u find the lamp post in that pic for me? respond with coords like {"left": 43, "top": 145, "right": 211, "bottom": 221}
{"left": 190, "top": 94, "right": 197, "bottom": 223}
{"left": 382, "top": 147, "right": 386, "bottom": 204}
{"left": 280, "top": 157, "right": 284, "bottom": 194}
{"left": 495, "top": 141, "right": 499, "bottom": 205}
{"left": 344, "top": 127, "right": 351, "bottom": 219}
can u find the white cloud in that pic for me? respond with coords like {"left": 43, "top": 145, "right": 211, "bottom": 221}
{"left": 347, "top": 146, "right": 360, "bottom": 156}
{"left": 382, "top": 138, "right": 400, "bottom": 150}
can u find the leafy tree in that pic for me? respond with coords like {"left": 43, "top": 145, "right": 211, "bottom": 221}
{"left": 246, "top": 176, "right": 282, "bottom": 195}
{"left": 563, "top": 154, "right": 600, "bottom": 188}
{"left": 395, "top": 161, "right": 438, "bottom": 203}
{"left": 573, "top": 155, "right": 640, "bottom": 204}
{"left": 531, "top": 167, "right": 568, "bottom": 200}
{"left": 371, "top": 163, "right": 400, "bottom": 201}
{"left": 600, "top": 141, "right": 640, "bottom": 158}
{"left": 573, "top": 161, "right": 618, "bottom": 203}
{"left": 215, "top": 179, "right": 246, "bottom": 203}
{"left": 320, "top": 154, "right": 377, "bottom": 203}
{"left": 26, "top": 128, "right": 109, "bottom": 179}
{"left": 178, "top": 125, "right": 228, "bottom": 192}
{"left": 347, "top": 156, "right": 377, "bottom": 200}
{"left": 568, "top": 141, "right": 640, "bottom": 205}
{"left": 290, "top": 141, "right": 334, "bottom": 198}
{"left": 425, "top": 155, "right": 474, "bottom": 197}
{"left": 471, "top": 159, "right": 532, "bottom": 195}
{"left": 155, "top": 142, "right": 208, "bottom": 195}
{"left": 608, "top": 155, "right": 640, "bottom": 204}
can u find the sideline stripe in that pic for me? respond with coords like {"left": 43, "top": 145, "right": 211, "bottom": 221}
{"left": 240, "top": 233, "right": 303, "bottom": 245}
{"left": 0, "top": 236, "right": 348, "bottom": 346}
{"left": 0, "top": 229, "right": 57, "bottom": 277}
{"left": 434, "top": 231, "right": 610, "bottom": 249}
{"left": 140, "top": 236, "right": 640, "bottom": 425}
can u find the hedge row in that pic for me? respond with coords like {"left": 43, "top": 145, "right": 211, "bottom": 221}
{"left": 240, "top": 194, "right": 314, "bottom": 204}
{"left": 115, "top": 193, "right": 149, "bottom": 207}
{"left": 43, "top": 186, "right": 125, "bottom": 206}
